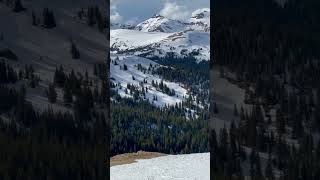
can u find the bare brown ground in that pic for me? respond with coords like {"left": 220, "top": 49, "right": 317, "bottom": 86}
{"left": 110, "top": 151, "right": 166, "bottom": 167}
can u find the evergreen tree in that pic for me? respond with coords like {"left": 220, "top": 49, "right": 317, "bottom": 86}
{"left": 213, "top": 102, "right": 219, "bottom": 114}
{"left": 87, "top": 7, "right": 95, "bottom": 26}
{"left": 12, "top": 0, "right": 24, "bottom": 12}
{"left": 31, "top": 11, "right": 37, "bottom": 26}
{"left": 93, "top": 64, "right": 98, "bottom": 76}
{"left": 47, "top": 83, "right": 57, "bottom": 103}
{"left": 42, "top": 8, "right": 56, "bottom": 28}
{"left": 63, "top": 83, "right": 73, "bottom": 106}
{"left": 70, "top": 41, "right": 80, "bottom": 59}
{"left": 276, "top": 109, "right": 285, "bottom": 135}
{"left": 123, "top": 64, "right": 128, "bottom": 71}
{"left": 29, "top": 74, "right": 38, "bottom": 88}
{"left": 265, "top": 155, "right": 275, "bottom": 180}
{"left": 233, "top": 104, "right": 238, "bottom": 117}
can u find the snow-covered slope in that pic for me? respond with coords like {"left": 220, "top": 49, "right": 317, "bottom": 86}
{"left": 110, "top": 153, "right": 210, "bottom": 180}
{"left": 135, "top": 14, "right": 186, "bottom": 33}
{"left": 111, "top": 55, "right": 188, "bottom": 107}
{"left": 110, "top": 29, "right": 209, "bottom": 61}
{"left": 110, "top": 29, "right": 173, "bottom": 53}
{"left": 0, "top": 0, "right": 107, "bottom": 112}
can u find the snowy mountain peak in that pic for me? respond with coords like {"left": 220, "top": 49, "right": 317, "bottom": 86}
{"left": 111, "top": 8, "right": 210, "bottom": 62}
{"left": 189, "top": 8, "right": 210, "bottom": 32}
{"left": 134, "top": 8, "right": 211, "bottom": 33}
{"left": 151, "top": 14, "right": 165, "bottom": 19}
{"left": 135, "top": 15, "right": 185, "bottom": 33}
{"left": 191, "top": 8, "right": 210, "bottom": 20}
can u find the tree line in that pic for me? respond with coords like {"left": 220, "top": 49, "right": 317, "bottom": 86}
{"left": 0, "top": 62, "right": 109, "bottom": 179}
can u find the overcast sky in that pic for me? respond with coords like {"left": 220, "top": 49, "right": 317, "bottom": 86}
{"left": 111, "top": 0, "right": 210, "bottom": 24}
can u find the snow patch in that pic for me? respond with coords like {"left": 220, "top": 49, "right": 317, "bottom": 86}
{"left": 110, "top": 153, "right": 210, "bottom": 180}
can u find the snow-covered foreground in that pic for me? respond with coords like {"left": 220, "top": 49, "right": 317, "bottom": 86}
{"left": 110, "top": 153, "right": 210, "bottom": 180}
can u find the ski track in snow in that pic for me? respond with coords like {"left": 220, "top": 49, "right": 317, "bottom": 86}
{"left": 110, "top": 153, "right": 210, "bottom": 180}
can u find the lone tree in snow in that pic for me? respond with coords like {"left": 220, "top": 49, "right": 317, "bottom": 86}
{"left": 123, "top": 64, "right": 128, "bottom": 71}
{"left": 31, "top": 11, "right": 38, "bottom": 26}
{"left": 70, "top": 40, "right": 80, "bottom": 59}
{"left": 42, "top": 8, "right": 56, "bottom": 28}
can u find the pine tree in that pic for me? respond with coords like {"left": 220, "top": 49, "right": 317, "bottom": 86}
{"left": 70, "top": 41, "right": 80, "bottom": 59}
{"left": 219, "top": 66, "right": 224, "bottom": 78}
{"left": 249, "top": 149, "right": 256, "bottom": 179}
{"left": 95, "top": 7, "right": 104, "bottom": 32}
{"left": 85, "top": 70, "right": 89, "bottom": 85}
{"left": 87, "top": 7, "right": 95, "bottom": 26}
{"left": 32, "top": 11, "right": 37, "bottom": 26}
{"left": 42, "top": 8, "right": 56, "bottom": 28}
{"left": 276, "top": 109, "right": 285, "bottom": 135}
{"left": 29, "top": 74, "right": 38, "bottom": 88}
{"left": 49, "top": 10, "right": 56, "bottom": 27}
{"left": 63, "top": 84, "right": 73, "bottom": 106}
{"left": 265, "top": 155, "right": 275, "bottom": 180}
{"left": 213, "top": 102, "right": 219, "bottom": 114}
{"left": 47, "top": 83, "right": 57, "bottom": 103}
{"left": 123, "top": 64, "right": 128, "bottom": 71}
{"left": 13, "top": 0, "right": 24, "bottom": 12}
{"left": 93, "top": 64, "right": 98, "bottom": 76}
{"left": 233, "top": 104, "right": 238, "bottom": 117}
{"left": 100, "top": 79, "right": 107, "bottom": 104}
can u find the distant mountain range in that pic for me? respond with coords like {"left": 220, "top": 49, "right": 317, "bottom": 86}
{"left": 110, "top": 8, "right": 210, "bottom": 62}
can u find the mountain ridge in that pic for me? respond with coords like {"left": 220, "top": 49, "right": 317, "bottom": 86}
{"left": 110, "top": 8, "right": 210, "bottom": 62}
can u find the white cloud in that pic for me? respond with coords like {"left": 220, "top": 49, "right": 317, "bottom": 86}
{"left": 111, "top": 0, "right": 121, "bottom": 5}
{"left": 159, "top": 1, "right": 190, "bottom": 20}
{"left": 110, "top": 12, "right": 123, "bottom": 23}
{"left": 110, "top": 0, "right": 123, "bottom": 23}
{"left": 110, "top": 0, "right": 118, "bottom": 10}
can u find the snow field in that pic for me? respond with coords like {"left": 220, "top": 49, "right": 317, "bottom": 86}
{"left": 110, "top": 153, "right": 210, "bottom": 180}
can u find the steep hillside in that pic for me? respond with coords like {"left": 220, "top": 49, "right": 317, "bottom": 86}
{"left": 0, "top": 0, "right": 108, "bottom": 179}
{"left": 0, "top": 0, "right": 107, "bottom": 111}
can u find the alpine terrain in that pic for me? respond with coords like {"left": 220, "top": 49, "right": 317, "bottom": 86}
{"left": 110, "top": 8, "right": 210, "bottom": 179}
